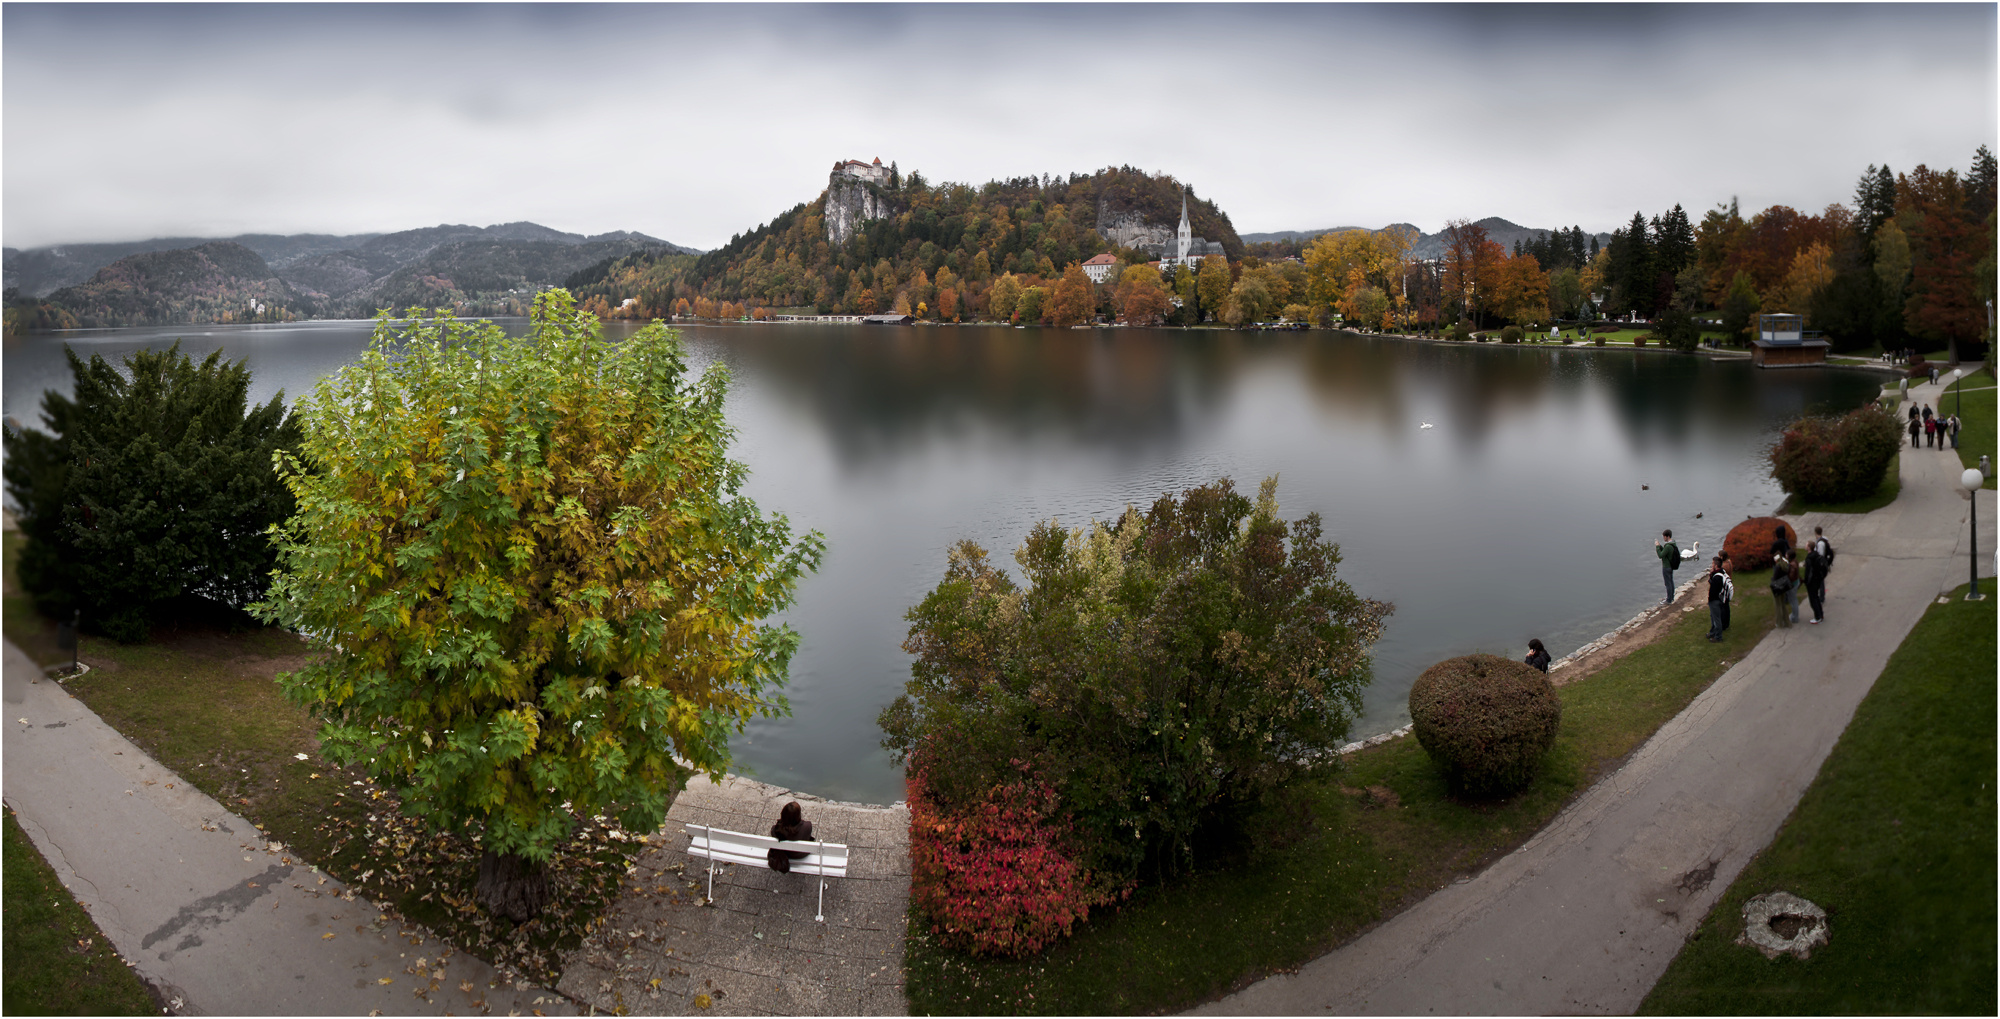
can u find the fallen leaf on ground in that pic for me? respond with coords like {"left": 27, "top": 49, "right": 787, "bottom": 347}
{"left": 323, "top": 932, "right": 336, "bottom": 940}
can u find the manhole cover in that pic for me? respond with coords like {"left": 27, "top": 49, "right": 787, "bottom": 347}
{"left": 1735, "top": 891, "right": 1829, "bottom": 959}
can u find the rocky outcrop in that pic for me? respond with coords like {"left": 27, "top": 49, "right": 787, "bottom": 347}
{"left": 824, "top": 172, "right": 891, "bottom": 248}
{"left": 1096, "top": 211, "right": 1177, "bottom": 253}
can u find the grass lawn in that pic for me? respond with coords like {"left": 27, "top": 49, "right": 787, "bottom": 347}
{"left": 1779, "top": 462, "right": 1901, "bottom": 516}
{"left": 2, "top": 809, "right": 162, "bottom": 1016}
{"left": 1639, "top": 584, "right": 1996, "bottom": 1015}
{"left": 1, "top": 536, "right": 653, "bottom": 990}
{"left": 906, "top": 581, "right": 1776, "bottom": 1014}
{"left": 1943, "top": 382, "right": 1996, "bottom": 489}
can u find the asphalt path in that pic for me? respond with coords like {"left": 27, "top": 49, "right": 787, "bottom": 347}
{"left": 1194, "top": 372, "right": 1995, "bottom": 1015}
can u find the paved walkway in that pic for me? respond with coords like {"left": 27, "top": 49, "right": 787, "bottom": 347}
{"left": 1195, "top": 372, "right": 1995, "bottom": 1015}
{"left": 2, "top": 641, "right": 572, "bottom": 1016}
{"left": 556, "top": 775, "right": 910, "bottom": 1016}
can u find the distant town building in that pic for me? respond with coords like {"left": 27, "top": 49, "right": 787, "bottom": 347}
{"left": 1081, "top": 252, "right": 1120, "bottom": 283}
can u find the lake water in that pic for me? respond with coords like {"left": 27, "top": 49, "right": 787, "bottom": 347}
{"left": 3, "top": 320, "right": 1884, "bottom": 804}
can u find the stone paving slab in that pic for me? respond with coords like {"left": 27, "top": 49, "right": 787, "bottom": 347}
{"left": 558, "top": 774, "right": 909, "bottom": 1015}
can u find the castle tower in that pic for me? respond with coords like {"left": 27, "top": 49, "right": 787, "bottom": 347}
{"left": 1177, "top": 193, "right": 1192, "bottom": 263}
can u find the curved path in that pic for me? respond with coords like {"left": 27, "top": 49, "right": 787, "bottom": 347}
{"left": 1195, "top": 372, "right": 1995, "bottom": 1015}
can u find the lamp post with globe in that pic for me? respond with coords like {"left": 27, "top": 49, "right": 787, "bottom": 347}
{"left": 1964, "top": 466, "right": 1987, "bottom": 601}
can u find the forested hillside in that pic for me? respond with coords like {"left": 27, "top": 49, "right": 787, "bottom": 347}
{"left": 563, "top": 167, "right": 1243, "bottom": 320}
{"left": 5, "top": 223, "right": 689, "bottom": 330}
{"left": 40, "top": 242, "right": 304, "bottom": 327}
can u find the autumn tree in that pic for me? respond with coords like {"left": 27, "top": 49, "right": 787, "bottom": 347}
{"left": 253, "top": 293, "right": 823, "bottom": 920}
{"left": 1493, "top": 252, "right": 1551, "bottom": 326}
{"left": 1191, "top": 256, "right": 1231, "bottom": 323}
{"left": 987, "top": 272, "right": 1023, "bottom": 322}
{"left": 1900, "top": 162, "right": 1987, "bottom": 358}
{"left": 1116, "top": 265, "right": 1171, "bottom": 326}
{"left": 1441, "top": 220, "right": 1502, "bottom": 327}
{"left": 1048, "top": 263, "right": 1096, "bottom": 326}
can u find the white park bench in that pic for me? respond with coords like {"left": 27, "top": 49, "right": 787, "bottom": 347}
{"left": 684, "top": 823, "right": 849, "bottom": 923}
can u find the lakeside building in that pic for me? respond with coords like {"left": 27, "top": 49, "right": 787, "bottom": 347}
{"left": 1081, "top": 253, "right": 1119, "bottom": 283}
{"left": 1750, "top": 312, "right": 1831, "bottom": 368}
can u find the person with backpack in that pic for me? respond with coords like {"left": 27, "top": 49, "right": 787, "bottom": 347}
{"left": 1654, "top": 528, "right": 1682, "bottom": 605}
{"left": 1908, "top": 413, "right": 1922, "bottom": 449}
{"left": 1770, "top": 547, "right": 1799, "bottom": 629}
{"left": 1706, "top": 554, "right": 1730, "bottom": 642}
{"left": 1803, "top": 526, "right": 1835, "bottom": 624}
{"left": 1771, "top": 525, "right": 1799, "bottom": 624}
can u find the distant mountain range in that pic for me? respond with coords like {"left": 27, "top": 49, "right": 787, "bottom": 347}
{"left": 4, "top": 223, "right": 701, "bottom": 327}
{"left": 1242, "top": 218, "right": 1613, "bottom": 259}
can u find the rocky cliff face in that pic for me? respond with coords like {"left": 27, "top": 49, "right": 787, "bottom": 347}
{"left": 1096, "top": 211, "right": 1177, "bottom": 253}
{"left": 824, "top": 172, "right": 890, "bottom": 247}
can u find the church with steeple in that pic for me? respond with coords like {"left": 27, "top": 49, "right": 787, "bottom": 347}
{"left": 1151, "top": 191, "right": 1226, "bottom": 269}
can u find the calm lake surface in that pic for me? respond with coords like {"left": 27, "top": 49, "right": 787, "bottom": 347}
{"left": 4, "top": 320, "right": 1884, "bottom": 803}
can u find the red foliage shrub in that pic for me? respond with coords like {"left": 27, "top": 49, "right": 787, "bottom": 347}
{"left": 1770, "top": 406, "right": 1902, "bottom": 504}
{"left": 907, "top": 759, "right": 1126, "bottom": 957}
{"left": 1724, "top": 516, "right": 1797, "bottom": 571}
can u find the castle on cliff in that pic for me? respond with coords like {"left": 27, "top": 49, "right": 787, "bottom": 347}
{"left": 834, "top": 156, "right": 891, "bottom": 186}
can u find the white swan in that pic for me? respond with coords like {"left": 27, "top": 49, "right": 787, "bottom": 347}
{"left": 1680, "top": 539, "right": 1701, "bottom": 561}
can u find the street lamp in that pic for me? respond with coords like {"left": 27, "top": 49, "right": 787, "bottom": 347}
{"left": 1964, "top": 466, "right": 1987, "bottom": 601}
{"left": 1945, "top": 368, "right": 1965, "bottom": 417}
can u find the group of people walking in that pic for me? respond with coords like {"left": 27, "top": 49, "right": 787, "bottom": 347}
{"left": 1907, "top": 402, "right": 1962, "bottom": 450}
{"left": 1764, "top": 524, "right": 1835, "bottom": 630}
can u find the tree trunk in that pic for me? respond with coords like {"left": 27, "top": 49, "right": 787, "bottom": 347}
{"left": 475, "top": 850, "right": 551, "bottom": 923}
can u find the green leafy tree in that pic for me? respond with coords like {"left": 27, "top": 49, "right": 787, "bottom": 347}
{"left": 880, "top": 478, "right": 1391, "bottom": 883}
{"left": 1653, "top": 307, "right": 1701, "bottom": 352}
{"left": 3, "top": 343, "right": 299, "bottom": 641}
{"left": 253, "top": 293, "right": 823, "bottom": 920}
{"left": 1720, "top": 270, "right": 1761, "bottom": 345}
{"left": 1196, "top": 256, "right": 1232, "bottom": 322}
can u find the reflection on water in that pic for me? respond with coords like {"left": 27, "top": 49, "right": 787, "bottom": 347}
{"left": 3, "top": 322, "right": 1883, "bottom": 804}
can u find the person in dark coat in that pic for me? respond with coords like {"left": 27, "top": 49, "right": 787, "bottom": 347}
{"left": 1803, "top": 526, "right": 1834, "bottom": 624}
{"left": 1717, "top": 553, "right": 1735, "bottom": 634}
{"left": 1769, "top": 548, "right": 1797, "bottom": 629}
{"left": 767, "top": 800, "right": 814, "bottom": 873}
{"left": 1909, "top": 413, "right": 1922, "bottom": 449}
{"left": 1524, "top": 638, "right": 1551, "bottom": 672}
{"left": 1771, "top": 526, "right": 1798, "bottom": 624}
{"left": 1706, "top": 555, "right": 1730, "bottom": 642}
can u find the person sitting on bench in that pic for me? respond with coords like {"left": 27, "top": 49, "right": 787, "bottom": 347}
{"left": 767, "top": 801, "right": 813, "bottom": 873}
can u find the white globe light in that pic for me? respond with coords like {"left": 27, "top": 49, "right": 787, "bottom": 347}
{"left": 1964, "top": 468, "right": 1985, "bottom": 493}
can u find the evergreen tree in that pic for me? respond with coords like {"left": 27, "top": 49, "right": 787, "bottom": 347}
{"left": 1854, "top": 164, "right": 1897, "bottom": 253}
{"left": 3, "top": 344, "right": 299, "bottom": 641}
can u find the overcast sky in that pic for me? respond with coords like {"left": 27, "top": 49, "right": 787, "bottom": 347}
{"left": 4, "top": 3, "right": 1994, "bottom": 250}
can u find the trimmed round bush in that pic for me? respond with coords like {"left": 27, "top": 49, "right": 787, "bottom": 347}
{"left": 1409, "top": 654, "right": 1562, "bottom": 798}
{"left": 1449, "top": 322, "right": 1473, "bottom": 342}
{"left": 1594, "top": 337, "right": 1606, "bottom": 346}
{"left": 1724, "top": 516, "right": 1797, "bottom": 571}
{"left": 1500, "top": 325, "right": 1523, "bottom": 344}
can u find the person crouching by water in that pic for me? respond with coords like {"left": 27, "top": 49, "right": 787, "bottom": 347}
{"left": 1524, "top": 638, "right": 1551, "bottom": 673}
{"left": 768, "top": 801, "right": 814, "bottom": 873}
{"left": 1706, "top": 555, "right": 1730, "bottom": 642}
